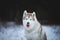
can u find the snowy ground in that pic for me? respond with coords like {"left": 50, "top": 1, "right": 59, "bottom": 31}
{"left": 0, "top": 22, "right": 60, "bottom": 40}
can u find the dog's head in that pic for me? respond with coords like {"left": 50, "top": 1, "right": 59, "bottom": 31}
{"left": 22, "top": 10, "right": 37, "bottom": 30}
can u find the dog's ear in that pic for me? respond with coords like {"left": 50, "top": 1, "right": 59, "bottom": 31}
{"left": 32, "top": 11, "right": 37, "bottom": 21}
{"left": 32, "top": 12, "right": 36, "bottom": 17}
{"left": 23, "top": 10, "right": 27, "bottom": 16}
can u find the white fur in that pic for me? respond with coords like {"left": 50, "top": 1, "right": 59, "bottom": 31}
{"left": 22, "top": 10, "right": 46, "bottom": 40}
{"left": 23, "top": 10, "right": 27, "bottom": 17}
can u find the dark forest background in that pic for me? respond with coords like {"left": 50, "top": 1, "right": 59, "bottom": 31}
{"left": 0, "top": 0, "right": 60, "bottom": 25}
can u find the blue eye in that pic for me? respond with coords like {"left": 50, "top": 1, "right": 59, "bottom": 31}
{"left": 26, "top": 18, "right": 28, "bottom": 20}
{"left": 30, "top": 19, "right": 32, "bottom": 20}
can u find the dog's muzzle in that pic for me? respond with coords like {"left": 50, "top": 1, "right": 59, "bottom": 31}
{"left": 26, "top": 22, "right": 30, "bottom": 28}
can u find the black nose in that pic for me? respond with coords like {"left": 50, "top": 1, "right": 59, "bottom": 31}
{"left": 27, "top": 22, "right": 29, "bottom": 24}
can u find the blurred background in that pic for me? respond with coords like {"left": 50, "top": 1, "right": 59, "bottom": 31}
{"left": 0, "top": 0, "right": 60, "bottom": 40}
{"left": 0, "top": 0, "right": 60, "bottom": 25}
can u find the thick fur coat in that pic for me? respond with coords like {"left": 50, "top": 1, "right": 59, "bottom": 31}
{"left": 22, "top": 10, "right": 47, "bottom": 40}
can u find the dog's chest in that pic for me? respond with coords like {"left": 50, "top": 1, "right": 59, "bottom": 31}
{"left": 25, "top": 30, "right": 41, "bottom": 40}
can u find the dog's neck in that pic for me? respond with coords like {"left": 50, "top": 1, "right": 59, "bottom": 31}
{"left": 25, "top": 24, "right": 37, "bottom": 33}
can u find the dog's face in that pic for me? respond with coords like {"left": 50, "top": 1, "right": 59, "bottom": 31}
{"left": 22, "top": 10, "right": 36, "bottom": 30}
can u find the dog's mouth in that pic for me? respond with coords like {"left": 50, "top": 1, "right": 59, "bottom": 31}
{"left": 26, "top": 24, "right": 30, "bottom": 28}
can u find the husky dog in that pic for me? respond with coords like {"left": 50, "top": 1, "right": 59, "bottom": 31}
{"left": 22, "top": 10, "right": 47, "bottom": 40}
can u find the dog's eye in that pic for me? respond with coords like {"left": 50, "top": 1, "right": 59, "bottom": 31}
{"left": 26, "top": 18, "right": 28, "bottom": 20}
{"left": 30, "top": 19, "right": 32, "bottom": 20}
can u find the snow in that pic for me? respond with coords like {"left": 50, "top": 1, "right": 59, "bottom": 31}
{"left": 0, "top": 22, "right": 60, "bottom": 40}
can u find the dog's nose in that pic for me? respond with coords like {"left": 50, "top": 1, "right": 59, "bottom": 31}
{"left": 27, "top": 22, "right": 29, "bottom": 24}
